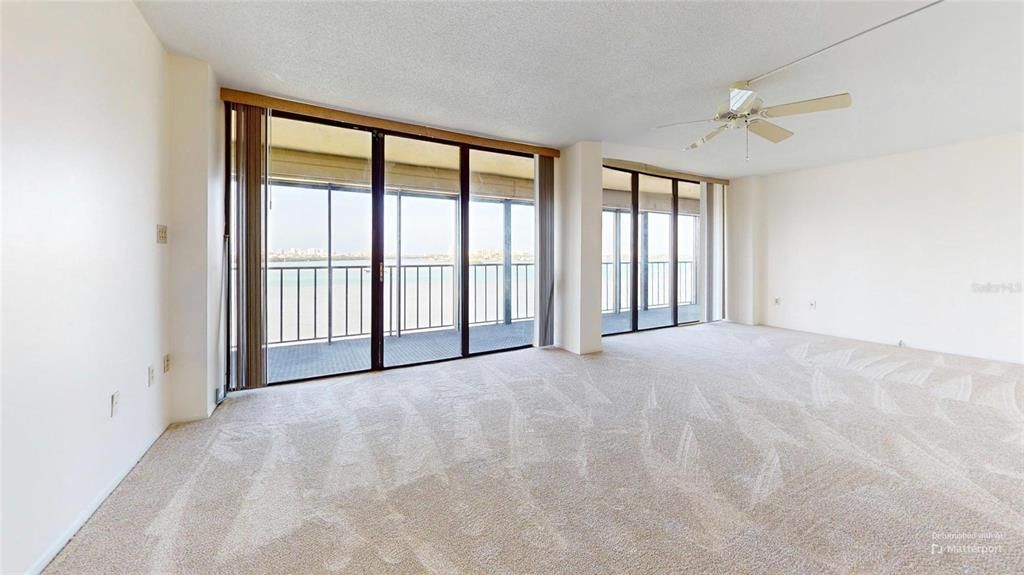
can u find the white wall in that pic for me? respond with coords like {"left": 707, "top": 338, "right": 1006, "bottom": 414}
{"left": 554, "top": 142, "right": 603, "bottom": 354}
{"left": 2, "top": 3, "right": 226, "bottom": 572}
{"left": 727, "top": 133, "right": 1023, "bottom": 363}
{"left": 0, "top": 4, "right": 6, "bottom": 568}
{"left": 166, "top": 54, "right": 223, "bottom": 421}
{"left": 207, "top": 73, "right": 226, "bottom": 413}
{"left": 2, "top": 3, "right": 171, "bottom": 572}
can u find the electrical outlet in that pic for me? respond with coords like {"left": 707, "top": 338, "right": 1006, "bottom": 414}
{"left": 809, "top": 299, "right": 817, "bottom": 310}
{"left": 110, "top": 391, "right": 120, "bottom": 418}
{"left": 156, "top": 224, "right": 168, "bottom": 244}
{"left": 163, "top": 354, "right": 170, "bottom": 373}
{"left": 148, "top": 365, "right": 155, "bottom": 387}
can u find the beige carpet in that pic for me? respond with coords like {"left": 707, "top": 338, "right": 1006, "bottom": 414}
{"left": 47, "top": 323, "right": 1024, "bottom": 574}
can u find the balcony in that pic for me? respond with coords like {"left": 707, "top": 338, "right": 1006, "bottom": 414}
{"left": 600, "top": 261, "right": 700, "bottom": 333}
{"left": 254, "top": 260, "right": 698, "bottom": 383}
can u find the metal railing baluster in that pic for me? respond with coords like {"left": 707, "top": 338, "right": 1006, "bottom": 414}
{"left": 262, "top": 261, "right": 557, "bottom": 347}
{"left": 279, "top": 269, "right": 284, "bottom": 342}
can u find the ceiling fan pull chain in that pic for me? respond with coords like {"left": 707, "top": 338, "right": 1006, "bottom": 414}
{"left": 745, "top": 121, "right": 750, "bottom": 161}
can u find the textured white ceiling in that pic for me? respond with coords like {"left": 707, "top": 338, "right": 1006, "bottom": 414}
{"left": 138, "top": 1, "right": 1022, "bottom": 179}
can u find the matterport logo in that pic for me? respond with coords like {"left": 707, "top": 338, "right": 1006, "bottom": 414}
{"left": 930, "top": 532, "right": 1006, "bottom": 555}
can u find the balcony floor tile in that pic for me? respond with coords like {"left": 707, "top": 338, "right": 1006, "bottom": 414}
{"left": 260, "top": 305, "right": 701, "bottom": 383}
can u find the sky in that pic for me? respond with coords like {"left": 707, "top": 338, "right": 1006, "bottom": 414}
{"left": 269, "top": 184, "right": 699, "bottom": 263}
{"left": 268, "top": 185, "right": 534, "bottom": 260}
{"left": 601, "top": 211, "right": 699, "bottom": 262}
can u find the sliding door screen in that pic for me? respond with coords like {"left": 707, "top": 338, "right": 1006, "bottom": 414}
{"left": 601, "top": 167, "right": 634, "bottom": 335}
{"left": 383, "top": 136, "right": 462, "bottom": 367}
{"left": 677, "top": 182, "right": 702, "bottom": 324}
{"left": 265, "top": 116, "right": 372, "bottom": 383}
{"left": 468, "top": 149, "right": 536, "bottom": 353}
{"left": 638, "top": 174, "right": 673, "bottom": 329}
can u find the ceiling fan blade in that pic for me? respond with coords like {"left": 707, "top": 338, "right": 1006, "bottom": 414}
{"left": 685, "top": 124, "right": 729, "bottom": 150}
{"left": 748, "top": 119, "right": 793, "bottom": 143}
{"left": 761, "top": 93, "right": 852, "bottom": 118}
{"left": 656, "top": 117, "right": 716, "bottom": 129}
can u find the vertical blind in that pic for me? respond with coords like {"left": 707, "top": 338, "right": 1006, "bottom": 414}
{"left": 231, "top": 103, "right": 268, "bottom": 390}
{"left": 536, "top": 155, "right": 555, "bottom": 347}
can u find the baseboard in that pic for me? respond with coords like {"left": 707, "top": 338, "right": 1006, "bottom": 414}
{"left": 26, "top": 424, "right": 170, "bottom": 575}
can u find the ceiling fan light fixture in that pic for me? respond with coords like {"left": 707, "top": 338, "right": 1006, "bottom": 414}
{"left": 728, "top": 81, "right": 757, "bottom": 114}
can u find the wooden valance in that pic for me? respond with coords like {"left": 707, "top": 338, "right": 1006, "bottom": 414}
{"left": 603, "top": 158, "right": 729, "bottom": 186}
{"left": 222, "top": 88, "right": 560, "bottom": 158}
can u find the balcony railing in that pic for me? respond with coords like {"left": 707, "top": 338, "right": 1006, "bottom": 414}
{"left": 600, "top": 261, "right": 697, "bottom": 312}
{"left": 264, "top": 263, "right": 535, "bottom": 346}
{"left": 262, "top": 260, "right": 695, "bottom": 346}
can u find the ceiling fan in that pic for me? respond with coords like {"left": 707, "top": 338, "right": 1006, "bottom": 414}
{"left": 658, "top": 81, "right": 852, "bottom": 156}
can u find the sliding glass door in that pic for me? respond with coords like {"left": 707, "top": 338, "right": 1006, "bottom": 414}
{"left": 468, "top": 149, "right": 536, "bottom": 353}
{"left": 600, "top": 165, "right": 709, "bottom": 337}
{"left": 227, "top": 104, "right": 555, "bottom": 389}
{"left": 601, "top": 167, "right": 634, "bottom": 335}
{"left": 265, "top": 115, "right": 372, "bottom": 383}
{"left": 677, "top": 182, "right": 702, "bottom": 324}
{"left": 383, "top": 136, "right": 462, "bottom": 367}
{"left": 638, "top": 174, "right": 673, "bottom": 329}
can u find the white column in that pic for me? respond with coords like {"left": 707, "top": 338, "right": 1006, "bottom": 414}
{"left": 166, "top": 54, "right": 224, "bottom": 421}
{"left": 725, "top": 178, "right": 760, "bottom": 325}
{"left": 554, "top": 141, "right": 603, "bottom": 354}
{"left": 708, "top": 183, "right": 726, "bottom": 321}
